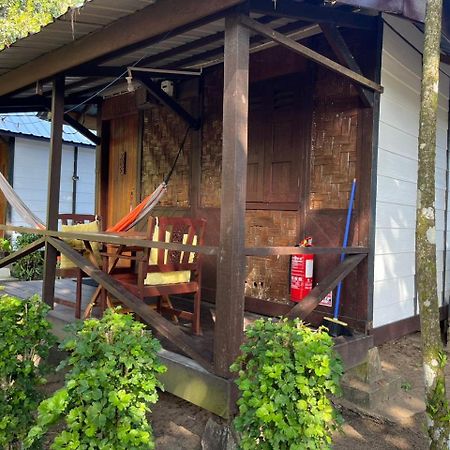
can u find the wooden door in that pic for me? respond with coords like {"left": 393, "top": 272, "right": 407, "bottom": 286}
{"left": 247, "top": 74, "right": 307, "bottom": 208}
{"left": 106, "top": 114, "right": 139, "bottom": 229}
{"left": 0, "top": 139, "right": 10, "bottom": 230}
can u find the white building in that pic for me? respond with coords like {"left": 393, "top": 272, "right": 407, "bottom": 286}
{"left": 0, "top": 113, "right": 96, "bottom": 226}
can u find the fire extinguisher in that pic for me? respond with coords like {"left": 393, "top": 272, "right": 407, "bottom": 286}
{"left": 290, "top": 237, "right": 314, "bottom": 302}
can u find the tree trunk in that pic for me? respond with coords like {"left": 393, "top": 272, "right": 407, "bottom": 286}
{"left": 416, "top": 0, "right": 450, "bottom": 448}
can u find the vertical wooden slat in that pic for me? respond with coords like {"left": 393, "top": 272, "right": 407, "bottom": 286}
{"left": 214, "top": 14, "right": 250, "bottom": 377}
{"left": 42, "top": 76, "right": 64, "bottom": 306}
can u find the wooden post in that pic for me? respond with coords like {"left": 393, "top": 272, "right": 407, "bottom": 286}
{"left": 42, "top": 76, "right": 64, "bottom": 306}
{"left": 213, "top": 14, "right": 249, "bottom": 377}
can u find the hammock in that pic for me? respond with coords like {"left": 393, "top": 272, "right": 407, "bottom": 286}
{"left": 0, "top": 126, "right": 191, "bottom": 233}
{"left": 0, "top": 171, "right": 45, "bottom": 230}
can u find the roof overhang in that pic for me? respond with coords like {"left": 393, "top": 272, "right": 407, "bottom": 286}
{"left": 0, "top": 0, "right": 243, "bottom": 97}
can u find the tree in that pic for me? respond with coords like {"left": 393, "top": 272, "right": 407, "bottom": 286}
{"left": 0, "top": 0, "right": 84, "bottom": 49}
{"left": 416, "top": 0, "right": 450, "bottom": 448}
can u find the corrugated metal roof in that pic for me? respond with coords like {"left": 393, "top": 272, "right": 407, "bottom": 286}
{"left": 0, "top": 0, "right": 157, "bottom": 76}
{"left": 0, "top": 113, "right": 95, "bottom": 146}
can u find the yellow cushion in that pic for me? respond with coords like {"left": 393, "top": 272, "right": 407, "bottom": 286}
{"left": 144, "top": 225, "right": 197, "bottom": 286}
{"left": 60, "top": 220, "right": 101, "bottom": 269}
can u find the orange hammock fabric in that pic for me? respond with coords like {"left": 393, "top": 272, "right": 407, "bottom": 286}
{"left": 106, "top": 182, "right": 166, "bottom": 233}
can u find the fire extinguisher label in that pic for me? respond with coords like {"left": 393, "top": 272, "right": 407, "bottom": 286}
{"left": 305, "top": 259, "right": 313, "bottom": 278}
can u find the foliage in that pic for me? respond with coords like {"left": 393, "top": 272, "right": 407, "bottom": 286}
{"left": 0, "top": 294, "right": 55, "bottom": 450}
{"left": 0, "top": 237, "right": 11, "bottom": 253}
{"left": 26, "top": 309, "right": 167, "bottom": 450}
{"left": 10, "top": 233, "right": 44, "bottom": 280}
{"left": 231, "top": 318, "right": 343, "bottom": 450}
{"left": 0, "top": 0, "right": 84, "bottom": 49}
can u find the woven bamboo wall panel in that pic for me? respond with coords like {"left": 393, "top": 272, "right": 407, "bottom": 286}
{"left": 141, "top": 106, "right": 191, "bottom": 207}
{"left": 245, "top": 210, "right": 299, "bottom": 303}
{"left": 310, "top": 67, "right": 360, "bottom": 210}
{"left": 200, "top": 68, "right": 223, "bottom": 208}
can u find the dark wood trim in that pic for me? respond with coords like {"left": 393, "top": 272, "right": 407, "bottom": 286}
{"left": 372, "top": 305, "right": 449, "bottom": 346}
{"left": 238, "top": 15, "right": 383, "bottom": 93}
{"left": 133, "top": 73, "right": 200, "bottom": 130}
{"left": 63, "top": 114, "right": 100, "bottom": 145}
{"left": 0, "top": 0, "right": 243, "bottom": 96}
{"left": 244, "top": 296, "right": 291, "bottom": 316}
{"left": 42, "top": 76, "right": 64, "bottom": 307}
{"left": 287, "top": 253, "right": 367, "bottom": 320}
{"left": 47, "top": 237, "right": 214, "bottom": 372}
{"left": 245, "top": 246, "right": 369, "bottom": 256}
{"left": 319, "top": 24, "right": 373, "bottom": 107}
{"left": 214, "top": 14, "right": 250, "bottom": 377}
{"left": 249, "top": 0, "right": 378, "bottom": 30}
{"left": 190, "top": 77, "right": 203, "bottom": 216}
{"left": 97, "top": 118, "right": 110, "bottom": 219}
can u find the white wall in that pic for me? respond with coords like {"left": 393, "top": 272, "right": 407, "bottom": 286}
{"left": 10, "top": 138, "right": 96, "bottom": 226}
{"left": 373, "top": 16, "right": 450, "bottom": 328}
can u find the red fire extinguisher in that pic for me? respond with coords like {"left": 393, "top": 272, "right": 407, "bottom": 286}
{"left": 290, "top": 237, "right": 314, "bottom": 302}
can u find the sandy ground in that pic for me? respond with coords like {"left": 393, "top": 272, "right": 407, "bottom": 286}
{"left": 41, "top": 332, "right": 450, "bottom": 449}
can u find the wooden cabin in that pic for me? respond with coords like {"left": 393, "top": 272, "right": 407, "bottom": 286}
{"left": 0, "top": 0, "right": 449, "bottom": 415}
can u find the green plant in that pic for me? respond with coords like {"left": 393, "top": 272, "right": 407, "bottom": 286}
{"left": 27, "top": 309, "right": 167, "bottom": 449}
{"left": 231, "top": 318, "right": 344, "bottom": 450}
{"left": 0, "top": 237, "right": 12, "bottom": 253}
{"left": 10, "top": 233, "right": 44, "bottom": 280}
{"left": 401, "top": 381, "right": 412, "bottom": 392}
{"left": 0, "top": 294, "right": 55, "bottom": 450}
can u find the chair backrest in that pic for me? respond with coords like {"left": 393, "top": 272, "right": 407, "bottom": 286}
{"left": 146, "top": 216, "right": 206, "bottom": 273}
{"left": 58, "top": 214, "right": 97, "bottom": 226}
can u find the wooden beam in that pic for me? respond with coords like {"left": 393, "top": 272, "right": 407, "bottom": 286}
{"left": 42, "top": 76, "right": 64, "bottom": 307}
{"left": 238, "top": 15, "right": 384, "bottom": 93}
{"left": 250, "top": 0, "right": 378, "bottom": 30}
{"left": 287, "top": 253, "right": 367, "bottom": 320}
{"left": 0, "top": 224, "right": 219, "bottom": 255}
{"left": 48, "top": 237, "right": 214, "bottom": 372}
{"left": 245, "top": 246, "right": 369, "bottom": 256}
{"left": 0, "top": 237, "right": 45, "bottom": 269}
{"left": 213, "top": 14, "right": 250, "bottom": 377}
{"left": 320, "top": 24, "right": 373, "bottom": 107}
{"left": 63, "top": 113, "right": 100, "bottom": 145}
{"left": 0, "top": 0, "right": 242, "bottom": 96}
{"left": 133, "top": 73, "right": 200, "bottom": 130}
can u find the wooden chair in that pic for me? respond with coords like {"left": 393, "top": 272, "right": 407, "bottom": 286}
{"left": 56, "top": 214, "right": 99, "bottom": 319}
{"left": 103, "top": 216, "right": 206, "bottom": 335}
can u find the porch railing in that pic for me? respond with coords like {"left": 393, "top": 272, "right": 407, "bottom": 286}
{"left": 0, "top": 224, "right": 368, "bottom": 374}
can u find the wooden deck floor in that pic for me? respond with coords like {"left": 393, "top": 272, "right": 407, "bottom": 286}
{"left": 1, "top": 278, "right": 373, "bottom": 370}
{"left": 0, "top": 278, "right": 226, "bottom": 362}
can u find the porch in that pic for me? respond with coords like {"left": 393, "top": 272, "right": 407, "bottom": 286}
{"left": 0, "top": 0, "right": 383, "bottom": 415}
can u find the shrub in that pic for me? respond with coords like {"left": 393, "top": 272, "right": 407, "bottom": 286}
{"left": 0, "top": 294, "right": 55, "bottom": 450}
{"left": 27, "top": 309, "right": 167, "bottom": 450}
{"left": 0, "top": 237, "right": 11, "bottom": 254}
{"left": 231, "top": 318, "right": 344, "bottom": 450}
{"left": 10, "top": 233, "right": 44, "bottom": 280}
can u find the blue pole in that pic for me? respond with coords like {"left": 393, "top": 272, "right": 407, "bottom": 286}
{"left": 333, "top": 178, "right": 357, "bottom": 320}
